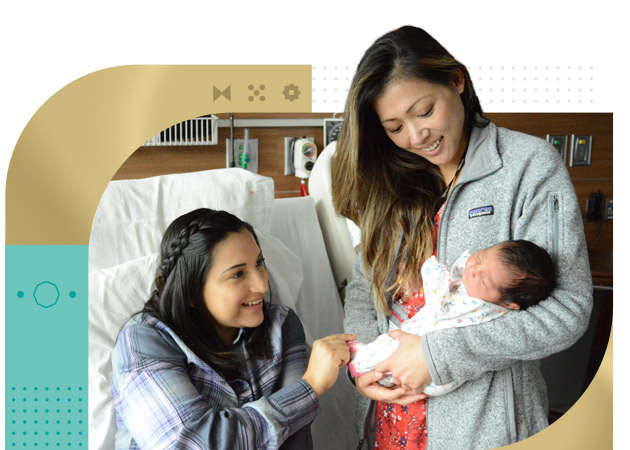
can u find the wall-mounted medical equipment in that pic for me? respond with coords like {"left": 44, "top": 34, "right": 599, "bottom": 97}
{"left": 143, "top": 115, "right": 219, "bottom": 146}
{"left": 293, "top": 138, "right": 317, "bottom": 178}
{"left": 226, "top": 127, "right": 258, "bottom": 173}
{"left": 284, "top": 137, "right": 317, "bottom": 196}
{"left": 323, "top": 116, "right": 343, "bottom": 148}
{"left": 284, "top": 137, "right": 317, "bottom": 177}
{"left": 586, "top": 190, "right": 603, "bottom": 222}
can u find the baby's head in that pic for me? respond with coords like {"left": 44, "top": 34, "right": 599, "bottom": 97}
{"left": 462, "top": 240, "right": 556, "bottom": 310}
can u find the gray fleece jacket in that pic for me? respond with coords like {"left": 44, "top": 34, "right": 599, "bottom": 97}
{"left": 343, "top": 120, "right": 593, "bottom": 450}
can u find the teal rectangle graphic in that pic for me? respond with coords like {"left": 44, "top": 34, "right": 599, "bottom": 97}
{"left": 6, "top": 245, "right": 88, "bottom": 449}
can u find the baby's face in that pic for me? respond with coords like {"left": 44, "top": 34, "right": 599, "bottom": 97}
{"left": 462, "top": 245, "right": 513, "bottom": 304}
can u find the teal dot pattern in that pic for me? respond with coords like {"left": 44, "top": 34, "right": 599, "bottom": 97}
{"left": 6, "top": 246, "right": 88, "bottom": 449}
{"left": 7, "top": 386, "right": 87, "bottom": 448}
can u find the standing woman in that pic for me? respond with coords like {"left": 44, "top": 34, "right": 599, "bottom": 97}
{"left": 111, "top": 208, "right": 355, "bottom": 449}
{"left": 332, "top": 26, "right": 592, "bottom": 449}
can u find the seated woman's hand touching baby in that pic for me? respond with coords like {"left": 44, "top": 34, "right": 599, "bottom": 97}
{"left": 303, "top": 333, "right": 356, "bottom": 397}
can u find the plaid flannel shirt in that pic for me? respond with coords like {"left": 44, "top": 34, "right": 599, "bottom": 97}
{"left": 111, "top": 304, "right": 319, "bottom": 449}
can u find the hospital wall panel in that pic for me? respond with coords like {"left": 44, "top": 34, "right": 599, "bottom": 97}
{"left": 113, "top": 113, "right": 331, "bottom": 197}
{"left": 487, "top": 113, "right": 613, "bottom": 254}
{"left": 113, "top": 112, "right": 613, "bottom": 254}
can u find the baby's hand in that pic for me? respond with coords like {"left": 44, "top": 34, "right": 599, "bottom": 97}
{"left": 355, "top": 370, "right": 427, "bottom": 404}
{"left": 374, "top": 330, "right": 431, "bottom": 394}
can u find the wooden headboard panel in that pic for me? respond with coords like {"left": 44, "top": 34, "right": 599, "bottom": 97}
{"left": 113, "top": 113, "right": 332, "bottom": 197}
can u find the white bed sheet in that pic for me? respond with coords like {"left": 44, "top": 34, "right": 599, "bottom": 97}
{"left": 272, "top": 197, "right": 359, "bottom": 449}
{"left": 271, "top": 197, "right": 345, "bottom": 340}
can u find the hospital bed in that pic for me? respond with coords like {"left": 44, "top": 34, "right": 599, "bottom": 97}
{"left": 87, "top": 143, "right": 360, "bottom": 449}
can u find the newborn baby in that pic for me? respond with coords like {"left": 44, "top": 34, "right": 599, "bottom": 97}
{"left": 348, "top": 240, "right": 555, "bottom": 396}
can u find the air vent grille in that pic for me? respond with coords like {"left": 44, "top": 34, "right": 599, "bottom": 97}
{"left": 143, "top": 116, "right": 218, "bottom": 146}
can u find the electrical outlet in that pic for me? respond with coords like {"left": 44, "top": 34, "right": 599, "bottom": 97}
{"left": 605, "top": 198, "right": 613, "bottom": 220}
{"left": 570, "top": 135, "right": 592, "bottom": 167}
{"left": 546, "top": 134, "right": 568, "bottom": 163}
{"left": 284, "top": 137, "right": 297, "bottom": 175}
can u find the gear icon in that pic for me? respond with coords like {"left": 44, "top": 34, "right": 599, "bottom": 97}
{"left": 282, "top": 83, "right": 301, "bottom": 102}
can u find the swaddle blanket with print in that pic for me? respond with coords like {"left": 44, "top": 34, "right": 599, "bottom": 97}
{"left": 348, "top": 251, "right": 508, "bottom": 396}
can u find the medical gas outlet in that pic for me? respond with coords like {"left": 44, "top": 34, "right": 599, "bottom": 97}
{"left": 291, "top": 137, "right": 318, "bottom": 178}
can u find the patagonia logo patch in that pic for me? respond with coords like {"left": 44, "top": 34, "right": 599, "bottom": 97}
{"left": 468, "top": 205, "right": 494, "bottom": 219}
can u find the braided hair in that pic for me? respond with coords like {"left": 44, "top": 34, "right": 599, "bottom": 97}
{"left": 141, "top": 208, "right": 271, "bottom": 380}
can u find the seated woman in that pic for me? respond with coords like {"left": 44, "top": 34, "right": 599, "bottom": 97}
{"left": 111, "top": 208, "right": 355, "bottom": 449}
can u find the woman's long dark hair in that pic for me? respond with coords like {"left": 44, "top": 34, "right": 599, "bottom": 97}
{"left": 141, "top": 208, "right": 270, "bottom": 380}
{"left": 332, "top": 26, "right": 489, "bottom": 312}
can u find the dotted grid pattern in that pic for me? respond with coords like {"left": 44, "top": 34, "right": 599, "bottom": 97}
{"left": 7, "top": 386, "right": 86, "bottom": 448}
{"left": 311, "top": 65, "right": 596, "bottom": 111}
{"left": 311, "top": 65, "right": 352, "bottom": 108}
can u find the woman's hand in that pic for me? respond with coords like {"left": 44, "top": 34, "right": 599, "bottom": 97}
{"left": 373, "top": 330, "right": 432, "bottom": 394}
{"left": 302, "top": 333, "right": 356, "bottom": 397}
{"left": 355, "top": 370, "right": 429, "bottom": 405}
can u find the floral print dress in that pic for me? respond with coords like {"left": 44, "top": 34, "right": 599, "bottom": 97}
{"left": 373, "top": 203, "right": 445, "bottom": 450}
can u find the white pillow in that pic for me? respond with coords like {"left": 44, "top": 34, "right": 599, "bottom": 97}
{"left": 88, "top": 230, "right": 304, "bottom": 450}
{"left": 89, "top": 168, "right": 275, "bottom": 272}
